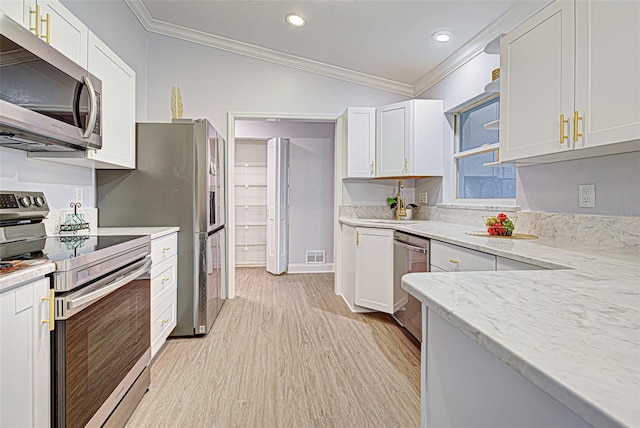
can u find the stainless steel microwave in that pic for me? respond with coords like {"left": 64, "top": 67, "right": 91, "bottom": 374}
{"left": 0, "top": 12, "right": 102, "bottom": 152}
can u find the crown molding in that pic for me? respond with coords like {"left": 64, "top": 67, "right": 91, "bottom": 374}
{"left": 412, "top": 0, "right": 552, "bottom": 96}
{"left": 124, "top": 0, "right": 414, "bottom": 97}
{"left": 125, "top": 0, "right": 550, "bottom": 98}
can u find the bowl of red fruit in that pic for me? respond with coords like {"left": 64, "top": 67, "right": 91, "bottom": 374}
{"left": 483, "top": 213, "right": 516, "bottom": 236}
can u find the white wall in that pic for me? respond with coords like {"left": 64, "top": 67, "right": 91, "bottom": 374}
{"left": 416, "top": 51, "right": 640, "bottom": 216}
{"left": 517, "top": 152, "right": 640, "bottom": 216}
{"left": 0, "top": 148, "right": 95, "bottom": 209}
{"left": 289, "top": 138, "right": 335, "bottom": 264}
{"left": 145, "top": 33, "right": 408, "bottom": 137}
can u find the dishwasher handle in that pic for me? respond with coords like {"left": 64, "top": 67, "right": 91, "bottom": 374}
{"left": 394, "top": 239, "right": 428, "bottom": 253}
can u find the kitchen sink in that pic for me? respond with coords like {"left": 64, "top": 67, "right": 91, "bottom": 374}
{"left": 359, "top": 219, "right": 420, "bottom": 224}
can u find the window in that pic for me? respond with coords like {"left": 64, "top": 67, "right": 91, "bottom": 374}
{"left": 454, "top": 96, "right": 516, "bottom": 200}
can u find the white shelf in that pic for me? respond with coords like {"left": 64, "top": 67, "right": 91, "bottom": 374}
{"left": 483, "top": 119, "right": 500, "bottom": 130}
{"left": 484, "top": 78, "right": 500, "bottom": 93}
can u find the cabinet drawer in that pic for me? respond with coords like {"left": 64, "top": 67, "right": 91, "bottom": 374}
{"left": 151, "top": 233, "right": 178, "bottom": 264}
{"left": 151, "top": 290, "right": 177, "bottom": 358}
{"left": 151, "top": 256, "right": 177, "bottom": 303}
{"left": 431, "top": 240, "right": 495, "bottom": 272}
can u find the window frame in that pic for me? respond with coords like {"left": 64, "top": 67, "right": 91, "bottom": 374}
{"left": 452, "top": 94, "right": 517, "bottom": 206}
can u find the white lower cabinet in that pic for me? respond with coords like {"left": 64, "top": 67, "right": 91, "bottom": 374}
{"left": 431, "top": 240, "right": 496, "bottom": 272}
{"left": 0, "top": 277, "right": 51, "bottom": 428}
{"left": 150, "top": 232, "right": 178, "bottom": 359}
{"left": 355, "top": 227, "right": 405, "bottom": 314}
{"left": 425, "top": 309, "right": 590, "bottom": 427}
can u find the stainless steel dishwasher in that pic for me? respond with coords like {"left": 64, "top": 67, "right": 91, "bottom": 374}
{"left": 393, "top": 231, "right": 429, "bottom": 343}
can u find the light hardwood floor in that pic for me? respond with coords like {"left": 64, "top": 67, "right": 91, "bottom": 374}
{"left": 126, "top": 268, "right": 420, "bottom": 427}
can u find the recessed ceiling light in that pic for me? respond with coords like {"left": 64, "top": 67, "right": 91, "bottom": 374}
{"left": 432, "top": 30, "right": 454, "bottom": 43}
{"left": 286, "top": 13, "right": 305, "bottom": 27}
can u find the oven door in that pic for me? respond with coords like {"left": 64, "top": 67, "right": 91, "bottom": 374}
{"left": 54, "top": 257, "right": 151, "bottom": 427}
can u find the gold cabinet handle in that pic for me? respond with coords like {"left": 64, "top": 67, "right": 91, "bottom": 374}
{"left": 560, "top": 114, "right": 569, "bottom": 144}
{"left": 449, "top": 259, "right": 459, "bottom": 264}
{"left": 161, "top": 319, "right": 170, "bottom": 325}
{"left": 370, "top": 161, "right": 374, "bottom": 176}
{"left": 404, "top": 158, "right": 409, "bottom": 173}
{"left": 41, "top": 289, "right": 55, "bottom": 332}
{"left": 161, "top": 277, "right": 170, "bottom": 283}
{"left": 41, "top": 13, "right": 50, "bottom": 44}
{"left": 162, "top": 247, "right": 171, "bottom": 252}
{"left": 29, "top": 5, "right": 41, "bottom": 37}
{"left": 573, "top": 110, "right": 583, "bottom": 142}
{"left": 356, "top": 231, "right": 360, "bottom": 246}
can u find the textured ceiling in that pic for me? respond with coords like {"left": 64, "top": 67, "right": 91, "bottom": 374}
{"left": 129, "top": 0, "right": 545, "bottom": 95}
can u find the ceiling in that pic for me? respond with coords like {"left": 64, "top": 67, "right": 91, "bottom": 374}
{"left": 125, "top": 0, "right": 547, "bottom": 96}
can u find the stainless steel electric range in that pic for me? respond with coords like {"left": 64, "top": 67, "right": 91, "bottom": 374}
{"left": 0, "top": 190, "right": 152, "bottom": 427}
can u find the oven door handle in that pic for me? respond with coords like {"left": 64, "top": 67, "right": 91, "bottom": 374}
{"left": 61, "top": 257, "right": 152, "bottom": 317}
{"left": 393, "top": 239, "right": 428, "bottom": 254}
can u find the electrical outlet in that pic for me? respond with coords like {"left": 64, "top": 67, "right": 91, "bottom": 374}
{"left": 578, "top": 184, "right": 595, "bottom": 208}
{"left": 418, "top": 192, "right": 428, "bottom": 205}
{"left": 75, "top": 188, "right": 83, "bottom": 204}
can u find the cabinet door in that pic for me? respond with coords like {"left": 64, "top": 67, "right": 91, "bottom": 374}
{"left": 500, "top": 1, "right": 575, "bottom": 161}
{"left": 39, "top": 0, "right": 87, "bottom": 67}
{"left": 574, "top": 1, "right": 640, "bottom": 149}
{"left": 346, "top": 107, "right": 376, "bottom": 178}
{"left": 340, "top": 225, "right": 358, "bottom": 310}
{"left": 377, "top": 102, "right": 408, "bottom": 177}
{"left": 0, "top": 0, "right": 35, "bottom": 28}
{"left": 88, "top": 31, "right": 136, "bottom": 169}
{"left": 0, "top": 278, "right": 50, "bottom": 428}
{"left": 355, "top": 227, "right": 395, "bottom": 313}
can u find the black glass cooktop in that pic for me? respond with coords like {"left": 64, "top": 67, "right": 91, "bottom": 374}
{"left": 0, "top": 235, "right": 146, "bottom": 262}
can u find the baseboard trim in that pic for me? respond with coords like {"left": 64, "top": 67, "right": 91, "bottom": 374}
{"left": 340, "top": 294, "right": 375, "bottom": 313}
{"left": 287, "top": 263, "right": 335, "bottom": 274}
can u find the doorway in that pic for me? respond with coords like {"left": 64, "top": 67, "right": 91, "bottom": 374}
{"left": 228, "top": 115, "right": 338, "bottom": 297}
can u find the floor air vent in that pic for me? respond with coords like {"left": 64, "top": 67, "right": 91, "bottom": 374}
{"left": 305, "top": 250, "right": 325, "bottom": 264}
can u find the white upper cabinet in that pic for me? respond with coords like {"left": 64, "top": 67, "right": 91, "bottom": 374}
{"left": 0, "top": 0, "right": 34, "bottom": 28}
{"left": 376, "top": 99, "right": 444, "bottom": 177}
{"left": 39, "top": 0, "right": 87, "bottom": 66}
{"left": 86, "top": 31, "right": 136, "bottom": 168}
{"left": 500, "top": 1, "right": 574, "bottom": 161}
{"left": 1, "top": 0, "right": 87, "bottom": 66}
{"left": 574, "top": 0, "right": 640, "bottom": 150}
{"left": 343, "top": 107, "right": 376, "bottom": 178}
{"left": 500, "top": 0, "right": 640, "bottom": 163}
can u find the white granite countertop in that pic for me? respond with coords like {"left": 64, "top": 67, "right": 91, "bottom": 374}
{"left": 340, "top": 218, "right": 640, "bottom": 428}
{"left": 96, "top": 226, "right": 179, "bottom": 239}
{"left": 0, "top": 260, "right": 55, "bottom": 293}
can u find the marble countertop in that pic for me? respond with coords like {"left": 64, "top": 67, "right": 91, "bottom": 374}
{"left": 0, "top": 260, "right": 55, "bottom": 293}
{"left": 340, "top": 218, "right": 640, "bottom": 428}
{"left": 96, "top": 226, "right": 179, "bottom": 239}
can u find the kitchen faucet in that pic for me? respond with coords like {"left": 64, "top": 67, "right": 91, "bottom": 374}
{"left": 396, "top": 179, "right": 407, "bottom": 221}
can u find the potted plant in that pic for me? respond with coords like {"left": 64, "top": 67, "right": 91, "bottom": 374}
{"left": 386, "top": 196, "right": 418, "bottom": 219}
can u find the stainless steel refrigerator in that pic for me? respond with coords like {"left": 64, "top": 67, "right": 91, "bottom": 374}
{"left": 97, "top": 119, "right": 225, "bottom": 336}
